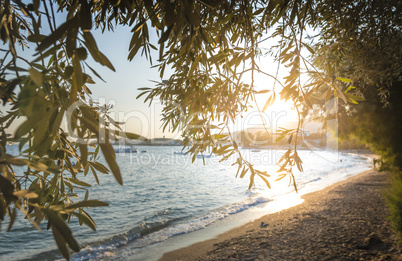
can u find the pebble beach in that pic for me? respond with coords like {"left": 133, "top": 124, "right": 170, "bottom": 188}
{"left": 161, "top": 170, "right": 402, "bottom": 260}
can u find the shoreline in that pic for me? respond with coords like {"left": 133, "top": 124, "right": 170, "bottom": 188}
{"left": 160, "top": 169, "right": 401, "bottom": 260}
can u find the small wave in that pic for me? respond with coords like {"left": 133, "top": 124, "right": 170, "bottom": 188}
{"left": 66, "top": 219, "right": 178, "bottom": 261}
{"left": 66, "top": 196, "right": 270, "bottom": 260}
{"left": 309, "top": 177, "right": 322, "bottom": 182}
{"left": 131, "top": 196, "right": 270, "bottom": 248}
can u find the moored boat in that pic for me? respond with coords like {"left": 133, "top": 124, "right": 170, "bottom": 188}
{"left": 115, "top": 147, "right": 137, "bottom": 153}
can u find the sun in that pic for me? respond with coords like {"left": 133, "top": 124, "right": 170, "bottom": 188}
{"left": 241, "top": 93, "right": 298, "bottom": 132}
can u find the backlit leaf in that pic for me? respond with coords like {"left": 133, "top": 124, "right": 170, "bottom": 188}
{"left": 336, "top": 77, "right": 351, "bottom": 83}
{"left": 259, "top": 174, "right": 271, "bottom": 189}
{"left": 45, "top": 209, "right": 80, "bottom": 252}
{"left": 72, "top": 211, "right": 96, "bottom": 231}
{"left": 37, "top": 18, "right": 77, "bottom": 52}
{"left": 51, "top": 224, "right": 70, "bottom": 260}
{"left": 83, "top": 32, "right": 115, "bottom": 71}
{"left": 100, "top": 143, "right": 123, "bottom": 185}
{"left": 262, "top": 93, "right": 275, "bottom": 112}
{"left": 67, "top": 200, "right": 109, "bottom": 209}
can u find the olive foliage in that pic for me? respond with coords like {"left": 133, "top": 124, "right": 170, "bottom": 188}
{"left": 313, "top": 0, "right": 402, "bottom": 167}
{"left": 0, "top": 0, "right": 399, "bottom": 259}
{"left": 315, "top": 0, "right": 401, "bottom": 242}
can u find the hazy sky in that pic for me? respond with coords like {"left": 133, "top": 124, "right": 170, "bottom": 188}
{"left": 86, "top": 25, "right": 299, "bottom": 139}
{"left": 86, "top": 26, "right": 174, "bottom": 139}
{"left": 3, "top": 10, "right": 300, "bottom": 139}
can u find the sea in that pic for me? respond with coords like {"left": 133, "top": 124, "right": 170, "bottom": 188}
{"left": 0, "top": 145, "right": 373, "bottom": 261}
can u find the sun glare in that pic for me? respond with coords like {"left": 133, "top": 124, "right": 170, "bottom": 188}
{"left": 242, "top": 94, "right": 298, "bottom": 133}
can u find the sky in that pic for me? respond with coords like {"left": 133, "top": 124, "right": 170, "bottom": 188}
{"left": 2, "top": 8, "right": 305, "bottom": 140}
{"left": 84, "top": 26, "right": 172, "bottom": 139}
{"left": 85, "top": 26, "right": 300, "bottom": 139}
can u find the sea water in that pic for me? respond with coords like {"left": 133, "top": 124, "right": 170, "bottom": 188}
{"left": 0, "top": 145, "right": 372, "bottom": 261}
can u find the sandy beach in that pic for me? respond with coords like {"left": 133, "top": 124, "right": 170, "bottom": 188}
{"left": 160, "top": 170, "right": 401, "bottom": 260}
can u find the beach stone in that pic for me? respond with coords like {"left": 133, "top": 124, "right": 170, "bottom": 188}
{"left": 364, "top": 233, "right": 383, "bottom": 247}
{"left": 356, "top": 233, "right": 384, "bottom": 250}
{"left": 258, "top": 242, "right": 270, "bottom": 248}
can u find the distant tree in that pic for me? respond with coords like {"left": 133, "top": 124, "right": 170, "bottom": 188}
{"left": 237, "top": 130, "right": 255, "bottom": 147}
{"left": 254, "top": 131, "right": 270, "bottom": 145}
{"left": 0, "top": 0, "right": 400, "bottom": 258}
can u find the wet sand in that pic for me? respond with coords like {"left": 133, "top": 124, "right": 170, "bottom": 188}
{"left": 160, "top": 170, "right": 401, "bottom": 260}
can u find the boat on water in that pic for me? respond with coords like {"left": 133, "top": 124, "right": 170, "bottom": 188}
{"left": 173, "top": 151, "right": 212, "bottom": 158}
{"left": 115, "top": 147, "right": 137, "bottom": 153}
{"left": 196, "top": 154, "right": 212, "bottom": 158}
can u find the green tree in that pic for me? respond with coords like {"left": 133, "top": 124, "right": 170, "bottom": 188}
{"left": 309, "top": 0, "right": 402, "bottom": 241}
{"left": 311, "top": 0, "right": 402, "bottom": 167}
{"left": 0, "top": 0, "right": 400, "bottom": 259}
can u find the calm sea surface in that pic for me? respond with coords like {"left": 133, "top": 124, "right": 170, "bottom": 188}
{"left": 0, "top": 145, "right": 372, "bottom": 260}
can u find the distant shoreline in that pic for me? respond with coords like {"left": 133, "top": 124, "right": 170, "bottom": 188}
{"left": 160, "top": 169, "right": 401, "bottom": 260}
